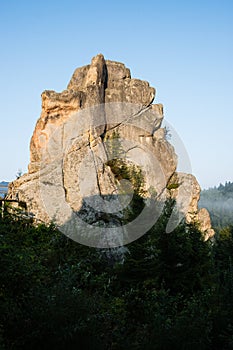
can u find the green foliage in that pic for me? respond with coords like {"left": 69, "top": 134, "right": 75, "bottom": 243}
{"left": 104, "top": 130, "right": 146, "bottom": 225}
{"left": 119, "top": 201, "right": 213, "bottom": 297}
{"left": 1, "top": 200, "right": 233, "bottom": 349}
{"left": 105, "top": 130, "right": 145, "bottom": 196}
{"left": 166, "top": 183, "right": 180, "bottom": 190}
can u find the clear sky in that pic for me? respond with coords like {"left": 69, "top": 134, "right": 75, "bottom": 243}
{"left": 0, "top": 0, "right": 232, "bottom": 189}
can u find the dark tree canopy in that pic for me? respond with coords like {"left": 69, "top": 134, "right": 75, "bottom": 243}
{"left": 1, "top": 201, "right": 233, "bottom": 350}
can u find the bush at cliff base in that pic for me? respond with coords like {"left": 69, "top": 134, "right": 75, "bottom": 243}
{"left": 1, "top": 206, "right": 233, "bottom": 350}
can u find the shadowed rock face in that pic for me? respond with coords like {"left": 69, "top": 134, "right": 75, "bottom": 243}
{"left": 7, "top": 54, "right": 214, "bottom": 242}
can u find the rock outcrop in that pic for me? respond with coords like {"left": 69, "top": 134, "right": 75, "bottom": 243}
{"left": 7, "top": 54, "right": 214, "bottom": 246}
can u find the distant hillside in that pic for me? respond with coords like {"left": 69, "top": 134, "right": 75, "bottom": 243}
{"left": 0, "top": 181, "right": 9, "bottom": 198}
{"left": 0, "top": 181, "right": 9, "bottom": 186}
{"left": 199, "top": 181, "right": 233, "bottom": 229}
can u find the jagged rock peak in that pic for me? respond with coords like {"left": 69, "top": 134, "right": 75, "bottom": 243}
{"left": 6, "top": 54, "right": 214, "bottom": 245}
{"left": 67, "top": 53, "right": 155, "bottom": 105}
{"left": 67, "top": 53, "right": 132, "bottom": 90}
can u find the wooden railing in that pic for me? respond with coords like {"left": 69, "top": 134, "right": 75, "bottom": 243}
{"left": 0, "top": 199, "right": 19, "bottom": 218}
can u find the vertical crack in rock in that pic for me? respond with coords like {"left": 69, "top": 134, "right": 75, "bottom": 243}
{"left": 61, "top": 123, "right": 67, "bottom": 200}
{"left": 89, "top": 143, "right": 103, "bottom": 197}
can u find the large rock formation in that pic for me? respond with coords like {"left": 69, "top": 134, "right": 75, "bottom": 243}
{"left": 7, "top": 54, "right": 214, "bottom": 246}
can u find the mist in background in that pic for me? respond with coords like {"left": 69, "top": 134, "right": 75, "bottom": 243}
{"left": 199, "top": 182, "right": 233, "bottom": 228}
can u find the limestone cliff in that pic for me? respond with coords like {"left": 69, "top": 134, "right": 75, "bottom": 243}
{"left": 7, "top": 54, "right": 214, "bottom": 246}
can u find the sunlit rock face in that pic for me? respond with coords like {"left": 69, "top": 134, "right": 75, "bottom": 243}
{"left": 7, "top": 54, "right": 214, "bottom": 243}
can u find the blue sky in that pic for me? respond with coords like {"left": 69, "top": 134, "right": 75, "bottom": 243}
{"left": 0, "top": 0, "right": 232, "bottom": 188}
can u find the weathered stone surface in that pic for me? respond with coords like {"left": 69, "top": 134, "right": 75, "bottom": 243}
{"left": 167, "top": 172, "right": 214, "bottom": 239}
{"left": 197, "top": 208, "right": 215, "bottom": 241}
{"left": 7, "top": 54, "right": 214, "bottom": 242}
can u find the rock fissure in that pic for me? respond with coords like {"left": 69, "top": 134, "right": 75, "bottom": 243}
{"left": 89, "top": 145, "right": 103, "bottom": 197}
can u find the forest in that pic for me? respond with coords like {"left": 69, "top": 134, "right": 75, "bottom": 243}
{"left": 199, "top": 181, "right": 233, "bottom": 228}
{"left": 1, "top": 197, "right": 233, "bottom": 350}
